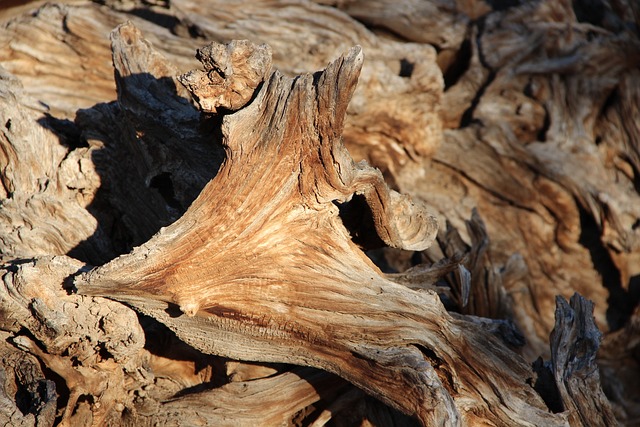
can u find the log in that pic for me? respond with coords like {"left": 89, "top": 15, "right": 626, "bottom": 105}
{"left": 0, "top": 0, "right": 638, "bottom": 425}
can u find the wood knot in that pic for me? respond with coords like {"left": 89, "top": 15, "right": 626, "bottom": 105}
{"left": 178, "top": 40, "right": 272, "bottom": 113}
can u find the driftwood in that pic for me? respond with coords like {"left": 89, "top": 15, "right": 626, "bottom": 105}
{"left": 0, "top": 0, "right": 639, "bottom": 426}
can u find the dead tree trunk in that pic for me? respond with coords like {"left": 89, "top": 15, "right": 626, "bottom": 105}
{"left": 0, "top": 0, "right": 638, "bottom": 426}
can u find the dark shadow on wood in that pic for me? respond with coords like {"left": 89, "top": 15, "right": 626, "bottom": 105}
{"left": 36, "top": 73, "right": 225, "bottom": 266}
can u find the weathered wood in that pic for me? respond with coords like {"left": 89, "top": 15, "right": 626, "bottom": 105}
{"left": 598, "top": 305, "right": 640, "bottom": 424}
{"left": 0, "top": 332, "right": 57, "bottom": 427}
{"left": 549, "top": 294, "right": 618, "bottom": 426}
{"left": 148, "top": 367, "right": 350, "bottom": 426}
{"left": 0, "top": 256, "right": 145, "bottom": 426}
{"left": 0, "top": 67, "right": 102, "bottom": 261}
{"left": 74, "top": 27, "right": 566, "bottom": 426}
{"left": 532, "top": 293, "right": 619, "bottom": 426}
{"left": 400, "top": 0, "right": 640, "bottom": 363}
{"left": 0, "top": 0, "right": 637, "bottom": 425}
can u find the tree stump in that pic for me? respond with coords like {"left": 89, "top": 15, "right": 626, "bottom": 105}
{"left": 0, "top": 0, "right": 638, "bottom": 426}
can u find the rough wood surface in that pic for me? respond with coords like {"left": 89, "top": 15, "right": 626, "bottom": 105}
{"left": 0, "top": 0, "right": 638, "bottom": 426}
{"left": 549, "top": 294, "right": 617, "bottom": 426}
{"left": 73, "top": 29, "right": 562, "bottom": 425}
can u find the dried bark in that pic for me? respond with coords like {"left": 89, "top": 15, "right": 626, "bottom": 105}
{"left": 0, "top": 0, "right": 638, "bottom": 426}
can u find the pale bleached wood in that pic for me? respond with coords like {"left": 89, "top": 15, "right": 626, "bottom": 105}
{"left": 0, "top": 256, "right": 146, "bottom": 426}
{"left": 400, "top": 0, "right": 640, "bottom": 364}
{"left": 0, "top": 67, "right": 104, "bottom": 261}
{"left": 149, "top": 367, "right": 349, "bottom": 427}
{"left": 312, "top": 0, "right": 470, "bottom": 81}
{"left": 314, "top": 0, "right": 468, "bottom": 51}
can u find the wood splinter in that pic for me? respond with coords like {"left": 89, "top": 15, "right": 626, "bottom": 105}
{"left": 75, "top": 27, "right": 565, "bottom": 426}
